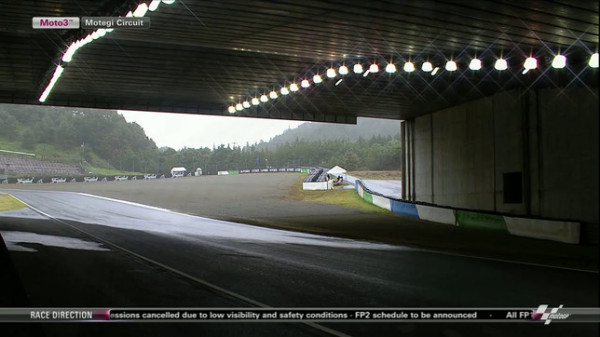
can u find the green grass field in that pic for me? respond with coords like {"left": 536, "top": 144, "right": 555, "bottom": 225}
{"left": 285, "top": 176, "right": 389, "bottom": 213}
{"left": 0, "top": 194, "right": 27, "bottom": 211}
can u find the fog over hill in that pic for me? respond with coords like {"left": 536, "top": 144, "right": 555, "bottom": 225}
{"left": 258, "top": 118, "right": 400, "bottom": 149}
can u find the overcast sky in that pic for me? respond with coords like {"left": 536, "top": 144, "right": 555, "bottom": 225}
{"left": 118, "top": 110, "right": 305, "bottom": 150}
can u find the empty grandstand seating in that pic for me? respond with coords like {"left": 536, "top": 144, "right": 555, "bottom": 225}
{"left": 0, "top": 156, "right": 82, "bottom": 175}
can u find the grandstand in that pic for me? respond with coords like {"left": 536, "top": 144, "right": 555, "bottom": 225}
{"left": 0, "top": 155, "right": 82, "bottom": 176}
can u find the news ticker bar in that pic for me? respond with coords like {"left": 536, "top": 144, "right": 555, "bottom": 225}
{"left": 32, "top": 17, "right": 150, "bottom": 29}
{"left": 1, "top": 307, "right": 599, "bottom": 324}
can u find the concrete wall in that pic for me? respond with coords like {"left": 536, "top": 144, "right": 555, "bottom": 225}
{"left": 414, "top": 115, "right": 432, "bottom": 203}
{"left": 408, "top": 87, "right": 598, "bottom": 243}
{"left": 537, "top": 88, "right": 599, "bottom": 242}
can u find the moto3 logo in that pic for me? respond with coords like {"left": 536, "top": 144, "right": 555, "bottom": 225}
{"left": 32, "top": 17, "right": 80, "bottom": 29}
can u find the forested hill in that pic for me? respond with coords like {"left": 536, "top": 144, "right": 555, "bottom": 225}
{"left": 1, "top": 105, "right": 401, "bottom": 174}
{"left": 0, "top": 105, "right": 159, "bottom": 173}
{"left": 259, "top": 117, "right": 400, "bottom": 149}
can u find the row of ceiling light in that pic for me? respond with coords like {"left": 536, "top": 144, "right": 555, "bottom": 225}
{"left": 39, "top": 0, "right": 176, "bottom": 102}
{"left": 227, "top": 53, "right": 599, "bottom": 113}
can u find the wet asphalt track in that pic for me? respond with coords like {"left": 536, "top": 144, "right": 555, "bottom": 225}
{"left": 0, "top": 189, "right": 598, "bottom": 337}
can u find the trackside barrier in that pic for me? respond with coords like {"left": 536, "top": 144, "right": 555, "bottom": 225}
{"left": 302, "top": 168, "right": 331, "bottom": 190}
{"left": 3, "top": 167, "right": 305, "bottom": 184}
{"left": 354, "top": 180, "right": 580, "bottom": 244}
{"left": 454, "top": 210, "right": 507, "bottom": 232}
{"left": 504, "top": 217, "right": 580, "bottom": 244}
{"left": 415, "top": 205, "right": 455, "bottom": 225}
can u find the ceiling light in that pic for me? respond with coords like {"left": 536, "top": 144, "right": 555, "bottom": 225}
{"left": 162, "top": 0, "right": 176, "bottom": 4}
{"left": 301, "top": 79, "right": 310, "bottom": 88}
{"left": 339, "top": 65, "right": 349, "bottom": 75}
{"left": 431, "top": 67, "right": 439, "bottom": 75}
{"left": 251, "top": 98, "right": 259, "bottom": 105}
{"left": 589, "top": 53, "right": 598, "bottom": 68}
{"left": 369, "top": 63, "right": 379, "bottom": 73}
{"left": 313, "top": 74, "right": 322, "bottom": 83}
{"left": 228, "top": 106, "right": 236, "bottom": 113}
{"left": 353, "top": 63, "right": 363, "bottom": 74}
{"left": 523, "top": 57, "right": 537, "bottom": 71}
{"left": 335, "top": 79, "right": 343, "bottom": 86}
{"left": 445, "top": 60, "right": 457, "bottom": 72}
{"left": 326, "top": 68, "right": 336, "bottom": 78}
{"left": 469, "top": 58, "right": 482, "bottom": 70}
{"left": 235, "top": 103, "right": 243, "bottom": 111}
{"left": 422, "top": 61, "right": 433, "bottom": 72}
{"left": 133, "top": 3, "right": 149, "bottom": 17}
{"left": 403, "top": 62, "right": 414, "bottom": 73}
{"left": 149, "top": 0, "right": 161, "bottom": 11}
{"left": 62, "top": 43, "right": 77, "bottom": 62}
{"left": 280, "top": 87, "right": 289, "bottom": 95}
{"left": 260, "top": 94, "right": 268, "bottom": 102}
{"left": 289, "top": 83, "right": 299, "bottom": 92}
{"left": 242, "top": 101, "right": 251, "bottom": 108}
{"left": 494, "top": 58, "right": 508, "bottom": 71}
{"left": 269, "top": 90, "right": 278, "bottom": 99}
{"left": 39, "top": 65, "right": 64, "bottom": 103}
{"left": 363, "top": 69, "right": 370, "bottom": 77}
{"left": 386, "top": 63, "right": 397, "bottom": 73}
{"left": 551, "top": 54, "right": 566, "bottom": 69}
{"left": 125, "top": 11, "right": 133, "bottom": 17}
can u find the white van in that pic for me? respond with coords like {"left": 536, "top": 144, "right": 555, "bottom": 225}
{"left": 194, "top": 167, "right": 203, "bottom": 176}
{"left": 171, "top": 167, "right": 186, "bottom": 178}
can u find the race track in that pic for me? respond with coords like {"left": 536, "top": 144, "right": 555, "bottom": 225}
{"left": 0, "top": 187, "right": 597, "bottom": 337}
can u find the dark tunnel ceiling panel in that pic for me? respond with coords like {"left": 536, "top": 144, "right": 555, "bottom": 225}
{"left": 0, "top": 0, "right": 598, "bottom": 123}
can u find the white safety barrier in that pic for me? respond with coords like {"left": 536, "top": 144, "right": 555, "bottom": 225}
{"left": 505, "top": 217, "right": 580, "bottom": 244}
{"left": 372, "top": 194, "right": 392, "bottom": 211}
{"left": 114, "top": 176, "right": 128, "bottom": 181}
{"left": 84, "top": 177, "right": 98, "bottom": 182}
{"left": 51, "top": 177, "right": 66, "bottom": 183}
{"left": 302, "top": 181, "right": 331, "bottom": 190}
{"left": 17, "top": 178, "right": 34, "bottom": 184}
{"left": 144, "top": 174, "right": 157, "bottom": 180}
{"left": 415, "top": 205, "right": 456, "bottom": 225}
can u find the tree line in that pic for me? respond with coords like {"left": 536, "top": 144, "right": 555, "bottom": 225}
{"left": 0, "top": 106, "right": 400, "bottom": 174}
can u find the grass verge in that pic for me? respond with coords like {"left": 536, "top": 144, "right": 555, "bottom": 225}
{"left": 85, "top": 166, "right": 145, "bottom": 176}
{"left": 284, "top": 175, "right": 389, "bottom": 213}
{"left": 0, "top": 194, "right": 27, "bottom": 211}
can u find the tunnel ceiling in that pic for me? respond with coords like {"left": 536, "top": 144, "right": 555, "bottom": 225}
{"left": 1, "top": 0, "right": 598, "bottom": 123}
